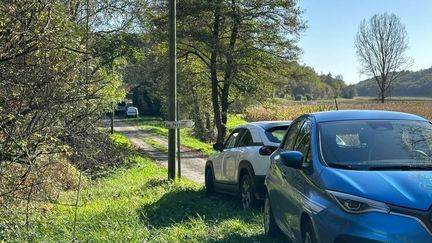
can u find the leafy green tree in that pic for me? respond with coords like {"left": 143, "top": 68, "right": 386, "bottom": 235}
{"left": 0, "top": 0, "right": 141, "bottom": 223}
{"left": 341, "top": 85, "right": 357, "bottom": 99}
{"left": 144, "top": 0, "right": 306, "bottom": 143}
{"left": 320, "top": 73, "right": 346, "bottom": 98}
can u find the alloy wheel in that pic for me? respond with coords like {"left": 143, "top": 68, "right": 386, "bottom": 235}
{"left": 264, "top": 196, "right": 271, "bottom": 234}
{"left": 241, "top": 176, "right": 252, "bottom": 209}
{"left": 304, "top": 232, "right": 312, "bottom": 243}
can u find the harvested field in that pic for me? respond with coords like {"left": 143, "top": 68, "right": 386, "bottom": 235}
{"left": 245, "top": 100, "right": 432, "bottom": 121}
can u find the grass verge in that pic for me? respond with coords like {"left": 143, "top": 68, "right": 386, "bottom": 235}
{"left": 8, "top": 133, "right": 282, "bottom": 242}
{"left": 142, "top": 137, "right": 168, "bottom": 152}
{"left": 126, "top": 114, "right": 247, "bottom": 156}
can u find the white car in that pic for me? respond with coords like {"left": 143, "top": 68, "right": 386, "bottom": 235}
{"left": 205, "top": 121, "right": 291, "bottom": 209}
{"left": 126, "top": 106, "right": 139, "bottom": 117}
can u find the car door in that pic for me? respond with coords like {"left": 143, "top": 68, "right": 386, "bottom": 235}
{"left": 225, "top": 128, "right": 255, "bottom": 182}
{"left": 221, "top": 129, "right": 246, "bottom": 182}
{"left": 270, "top": 118, "right": 305, "bottom": 239}
{"left": 279, "top": 119, "right": 312, "bottom": 237}
{"left": 214, "top": 129, "right": 242, "bottom": 182}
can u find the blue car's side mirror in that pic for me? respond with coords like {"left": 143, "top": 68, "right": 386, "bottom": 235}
{"left": 280, "top": 151, "right": 304, "bottom": 169}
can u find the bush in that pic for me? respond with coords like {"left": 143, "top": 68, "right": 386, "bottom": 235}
{"left": 66, "top": 130, "right": 132, "bottom": 178}
{"left": 0, "top": 130, "right": 131, "bottom": 239}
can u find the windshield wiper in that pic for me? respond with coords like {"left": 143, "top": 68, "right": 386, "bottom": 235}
{"left": 368, "top": 164, "right": 432, "bottom": 171}
{"left": 327, "top": 163, "right": 360, "bottom": 170}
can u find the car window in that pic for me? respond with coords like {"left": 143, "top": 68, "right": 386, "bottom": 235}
{"left": 294, "top": 121, "right": 312, "bottom": 165}
{"left": 265, "top": 125, "right": 289, "bottom": 143}
{"left": 282, "top": 119, "right": 305, "bottom": 150}
{"left": 237, "top": 130, "right": 254, "bottom": 147}
{"left": 294, "top": 120, "right": 311, "bottom": 149}
{"left": 225, "top": 130, "right": 241, "bottom": 149}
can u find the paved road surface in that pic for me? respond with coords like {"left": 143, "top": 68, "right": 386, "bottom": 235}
{"left": 113, "top": 119, "right": 207, "bottom": 184}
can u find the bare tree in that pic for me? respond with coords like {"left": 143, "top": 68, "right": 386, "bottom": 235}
{"left": 355, "top": 13, "right": 412, "bottom": 103}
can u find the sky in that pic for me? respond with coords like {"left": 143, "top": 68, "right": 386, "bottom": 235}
{"left": 298, "top": 0, "right": 432, "bottom": 84}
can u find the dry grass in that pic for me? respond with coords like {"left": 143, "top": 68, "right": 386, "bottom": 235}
{"left": 245, "top": 100, "right": 432, "bottom": 121}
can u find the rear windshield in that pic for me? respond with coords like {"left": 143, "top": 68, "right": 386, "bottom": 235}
{"left": 265, "top": 126, "right": 289, "bottom": 143}
{"left": 319, "top": 120, "right": 432, "bottom": 167}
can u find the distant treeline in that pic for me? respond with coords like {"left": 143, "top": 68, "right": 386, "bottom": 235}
{"left": 356, "top": 67, "right": 432, "bottom": 97}
{"left": 271, "top": 62, "right": 357, "bottom": 101}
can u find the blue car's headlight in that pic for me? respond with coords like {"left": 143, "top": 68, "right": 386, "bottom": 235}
{"left": 327, "top": 190, "right": 390, "bottom": 214}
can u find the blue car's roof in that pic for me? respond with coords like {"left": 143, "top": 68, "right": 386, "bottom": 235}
{"left": 310, "top": 110, "right": 427, "bottom": 123}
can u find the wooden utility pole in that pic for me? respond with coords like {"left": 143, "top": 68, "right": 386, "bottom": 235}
{"left": 168, "top": 0, "right": 177, "bottom": 180}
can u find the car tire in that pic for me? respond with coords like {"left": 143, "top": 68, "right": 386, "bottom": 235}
{"left": 205, "top": 168, "right": 215, "bottom": 195}
{"left": 264, "top": 193, "right": 279, "bottom": 237}
{"left": 302, "top": 220, "right": 317, "bottom": 243}
{"left": 240, "top": 173, "right": 256, "bottom": 209}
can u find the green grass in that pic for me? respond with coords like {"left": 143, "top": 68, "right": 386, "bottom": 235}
{"left": 8, "top": 134, "right": 283, "bottom": 242}
{"left": 125, "top": 114, "right": 247, "bottom": 156}
{"left": 110, "top": 133, "right": 132, "bottom": 148}
{"left": 142, "top": 137, "right": 168, "bottom": 152}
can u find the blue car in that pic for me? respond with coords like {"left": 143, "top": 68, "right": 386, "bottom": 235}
{"left": 264, "top": 110, "right": 432, "bottom": 243}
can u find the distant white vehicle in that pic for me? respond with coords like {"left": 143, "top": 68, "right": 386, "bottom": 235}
{"left": 126, "top": 107, "right": 139, "bottom": 117}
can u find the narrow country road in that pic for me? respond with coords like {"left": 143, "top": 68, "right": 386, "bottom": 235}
{"left": 113, "top": 119, "right": 207, "bottom": 184}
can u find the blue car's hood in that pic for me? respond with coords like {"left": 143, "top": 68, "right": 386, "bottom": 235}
{"left": 321, "top": 168, "right": 432, "bottom": 210}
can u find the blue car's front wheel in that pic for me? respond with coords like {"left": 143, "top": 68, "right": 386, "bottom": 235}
{"left": 302, "top": 220, "right": 317, "bottom": 243}
{"left": 264, "top": 193, "right": 279, "bottom": 237}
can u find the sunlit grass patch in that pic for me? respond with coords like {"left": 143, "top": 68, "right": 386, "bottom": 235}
{"left": 8, "top": 133, "right": 283, "bottom": 242}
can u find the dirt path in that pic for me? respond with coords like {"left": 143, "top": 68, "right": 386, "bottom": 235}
{"left": 113, "top": 120, "right": 207, "bottom": 184}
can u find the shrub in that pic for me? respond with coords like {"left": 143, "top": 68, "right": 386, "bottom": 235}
{"left": 66, "top": 130, "right": 132, "bottom": 178}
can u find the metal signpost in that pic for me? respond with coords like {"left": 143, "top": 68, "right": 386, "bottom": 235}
{"left": 164, "top": 120, "right": 195, "bottom": 129}
{"left": 165, "top": 119, "right": 195, "bottom": 179}
{"left": 177, "top": 104, "right": 180, "bottom": 178}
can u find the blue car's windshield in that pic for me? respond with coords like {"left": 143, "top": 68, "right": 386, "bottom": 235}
{"left": 319, "top": 120, "right": 432, "bottom": 168}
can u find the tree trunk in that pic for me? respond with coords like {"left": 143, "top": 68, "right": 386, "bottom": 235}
{"left": 210, "top": 0, "right": 223, "bottom": 144}
{"left": 220, "top": 86, "right": 229, "bottom": 142}
{"left": 380, "top": 77, "right": 386, "bottom": 103}
{"left": 374, "top": 76, "right": 386, "bottom": 103}
{"left": 211, "top": 0, "right": 240, "bottom": 144}
{"left": 218, "top": 0, "right": 240, "bottom": 143}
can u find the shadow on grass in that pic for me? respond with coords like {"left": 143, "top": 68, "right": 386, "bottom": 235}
{"left": 138, "top": 180, "right": 287, "bottom": 242}
{"left": 139, "top": 188, "right": 248, "bottom": 228}
{"left": 211, "top": 233, "right": 288, "bottom": 243}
